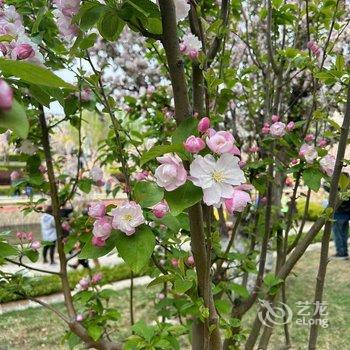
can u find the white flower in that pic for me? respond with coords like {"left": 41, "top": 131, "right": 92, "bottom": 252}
{"left": 320, "top": 154, "right": 336, "bottom": 177}
{"left": 299, "top": 144, "right": 318, "bottom": 164}
{"left": 189, "top": 153, "right": 246, "bottom": 206}
{"left": 18, "top": 139, "right": 37, "bottom": 155}
{"left": 181, "top": 33, "right": 202, "bottom": 54}
{"left": 174, "top": 0, "right": 190, "bottom": 22}
{"left": 111, "top": 201, "right": 145, "bottom": 235}
{"left": 90, "top": 166, "right": 103, "bottom": 182}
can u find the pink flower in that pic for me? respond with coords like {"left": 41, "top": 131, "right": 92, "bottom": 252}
{"left": 304, "top": 134, "right": 315, "bottom": 142}
{"left": 291, "top": 159, "right": 298, "bottom": 165}
{"left": 152, "top": 201, "right": 169, "bottom": 219}
{"left": 318, "top": 139, "right": 327, "bottom": 147}
{"left": 299, "top": 144, "right": 318, "bottom": 163}
{"left": 38, "top": 165, "right": 47, "bottom": 174}
{"left": 238, "top": 160, "right": 246, "bottom": 168}
{"left": 224, "top": 188, "right": 251, "bottom": 213}
{"left": 184, "top": 135, "right": 205, "bottom": 153}
{"left": 134, "top": 171, "right": 149, "bottom": 181}
{"left": 155, "top": 154, "right": 187, "bottom": 191}
{"left": 248, "top": 146, "right": 260, "bottom": 153}
{"left": 262, "top": 125, "right": 270, "bottom": 134}
{"left": 88, "top": 202, "right": 106, "bottom": 218}
{"left": 286, "top": 121, "right": 295, "bottom": 131}
{"left": 181, "top": 33, "right": 202, "bottom": 58}
{"left": 146, "top": 85, "right": 155, "bottom": 95}
{"left": 285, "top": 177, "right": 293, "bottom": 187}
{"left": 188, "top": 50, "right": 199, "bottom": 60}
{"left": 171, "top": 258, "right": 178, "bottom": 268}
{"left": 0, "top": 79, "right": 13, "bottom": 111}
{"left": 11, "top": 43, "right": 34, "bottom": 60}
{"left": 320, "top": 154, "right": 336, "bottom": 177}
{"left": 90, "top": 167, "right": 103, "bottom": 182}
{"left": 198, "top": 117, "right": 210, "bottom": 133}
{"left": 157, "top": 293, "right": 165, "bottom": 300}
{"left": 111, "top": 201, "right": 145, "bottom": 235}
{"left": 31, "top": 241, "right": 41, "bottom": 250}
{"left": 187, "top": 255, "right": 195, "bottom": 266}
{"left": 16, "top": 231, "right": 26, "bottom": 240}
{"left": 307, "top": 40, "right": 321, "bottom": 57}
{"left": 76, "top": 314, "right": 84, "bottom": 322}
{"left": 92, "top": 217, "right": 112, "bottom": 240}
{"left": 92, "top": 236, "right": 106, "bottom": 247}
{"left": 27, "top": 232, "right": 33, "bottom": 241}
{"left": 79, "top": 277, "right": 90, "bottom": 290}
{"left": 206, "top": 130, "right": 236, "bottom": 154}
{"left": 62, "top": 221, "right": 71, "bottom": 231}
{"left": 271, "top": 115, "right": 280, "bottom": 123}
{"left": 269, "top": 122, "right": 286, "bottom": 137}
{"left": 10, "top": 170, "right": 20, "bottom": 181}
{"left": 80, "top": 87, "right": 92, "bottom": 102}
{"left": 91, "top": 273, "right": 103, "bottom": 284}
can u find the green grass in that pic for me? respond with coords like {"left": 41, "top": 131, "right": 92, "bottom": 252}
{"left": 0, "top": 263, "right": 139, "bottom": 303}
{"left": 1, "top": 249, "right": 350, "bottom": 349}
{"left": 296, "top": 199, "right": 324, "bottom": 222}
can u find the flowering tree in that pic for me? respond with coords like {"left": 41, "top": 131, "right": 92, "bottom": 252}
{"left": 0, "top": 1, "right": 350, "bottom": 350}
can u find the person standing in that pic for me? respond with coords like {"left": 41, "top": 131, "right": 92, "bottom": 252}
{"left": 41, "top": 205, "right": 57, "bottom": 264}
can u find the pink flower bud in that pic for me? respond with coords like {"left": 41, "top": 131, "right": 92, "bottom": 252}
{"left": 158, "top": 293, "right": 165, "bottom": 300}
{"left": 271, "top": 115, "right": 280, "bottom": 123}
{"left": 317, "top": 139, "right": 327, "bottom": 147}
{"left": 13, "top": 43, "right": 35, "bottom": 60}
{"left": 92, "top": 236, "right": 106, "bottom": 247}
{"left": 79, "top": 277, "right": 90, "bottom": 290}
{"left": 0, "top": 79, "right": 13, "bottom": 111}
{"left": 291, "top": 159, "right": 298, "bottom": 165}
{"left": 88, "top": 202, "right": 106, "bottom": 218}
{"left": 286, "top": 121, "right": 295, "bottom": 131}
{"left": 285, "top": 177, "right": 293, "bottom": 187}
{"left": 147, "top": 85, "right": 155, "bottom": 95}
{"left": 179, "top": 43, "right": 187, "bottom": 52}
{"left": 198, "top": 117, "right": 210, "bottom": 133}
{"left": 187, "top": 255, "right": 195, "bottom": 266}
{"left": 262, "top": 126, "right": 270, "bottom": 134}
{"left": 307, "top": 40, "right": 316, "bottom": 49}
{"left": 152, "top": 201, "right": 169, "bottom": 219}
{"left": 38, "top": 165, "right": 47, "bottom": 174}
{"left": 184, "top": 135, "right": 205, "bottom": 153}
{"left": 304, "top": 134, "right": 315, "bottom": 142}
{"left": 76, "top": 314, "right": 84, "bottom": 322}
{"left": 91, "top": 273, "right": 103, "bottom": 284}
{"left": 134, "top": 171, "right": 149, "bottom": 181}
{"left": 31, "top": 240, "right": 41, "bottom": 250}
{"left": 10, "top": 170, "right": 20, "bottom": 181}
{"left": 171, "top": 258, "right": 178, "bottom": 268}
{"left": 188, "top": 50, "right": 199, "bottom": 60}
{"left": 27, "top": 232, "right": 33, "bottom": 241}
{"left": 16, "top": 231, "right": 26, "bottom": 240}
{"left": 238, "top": 160, "right": 246, "bottom": 168}
{"left": 248, "top": 146, "right": 260, "bottom": 153}
{"left": 0, "top": 43, "right": 7, "bottom": 55}
{"left": 62, "top": 221, "right": 71, "bottom": 231}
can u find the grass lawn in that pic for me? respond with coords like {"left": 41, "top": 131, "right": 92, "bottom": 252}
{"left": 0, "top": 248, "right": 349, "bottom": 349}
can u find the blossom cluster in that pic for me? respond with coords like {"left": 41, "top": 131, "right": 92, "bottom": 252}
{"left": 261, "top": 115, "right": 295, "bottom": 137}
{"left": 53, "top": 0, "right": 79, "bottom": 39}
{"left": 89, "top": 201, "right": 145, "bottom": 246}
{"left": 155, "top": 117, "right": 252, "bottom": 213}
{"left": 16, "top": 231, "right": 41, "bottom": 251}
{"left": 75, "top": 273, "right": 103, "bottom": 293}
{"left": 0, "top": 5, "right": 43, "bottom": 64}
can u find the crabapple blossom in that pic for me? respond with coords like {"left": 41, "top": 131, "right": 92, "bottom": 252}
{"left": 180, "top": 33, "right": 202, "bottom": 58}
{"left": 90, "top": 167, "right": 103, "bottom": 182}
{"left": 299, "top": 144, "right": 318, "bottom": 163}
{"left": 318, "top": 139, "right": 328, "bottom": 147}
{"left": 206, "top": 130, "right": 236, "bottom": 154}
{"left": 152, "top": 201, "right": 169, "bottom": 219}
{"left": 88, "top": 202, "right": 106, "bottom": 218}
{"left": 78, "top": 277, "right": 90, "bottom": 291}
{"left": 271, "top": 115, "right": 280, "bottom": 123}
{"left": 134, "top": 171, "right": 149, "bottom": 181}
{"left": 224, "top": 185, "right": 252, "bottom": 213}
{"left": 92, "top": 217, "right": 112, "bottom": 241}
{"left": 262, "top": 124, "right": 270, "bottom": 134}
{"left": 155, "top": 154, "right": 187, "bottom": 191}
{"left": 158, "top": 293, "right": 165, "bottom": 300}
{"left": 269, "top": 122, "right": 286, "bottom": 137}
{"left": 0, "top": 79, "right": 13, "bottom": 111}
{"left": 11, "top": 43, "right": 34, "bottom": 60}
{"left": 307, "top": 40, "right": 321, "bottom": 57}
{"left": 248, "top": 146, "right": 260, "bottom": 153}
{"left": 111, "top": 201, "right": 145, "bottom": 235}
{"left": 184, "top": 135, "right": 205, "bottom": 153}
{"left": 187, "top": 255, "right": 195, "bottom": 266}
{"left": 198, "top": 117, "right": 210, "bottom": 133}
{"left": 291, "top": 159, "right": 298, "bottom": 165}
{"left": 76, "top": 314, "right": 84, "bottom": 322}
{"left": 285, "top": 177, "right": 293, "bottom": 187}
{"left": 171, "top": 258, "right": 179, "bottom": 267}
{"left": 91, "top": 273, "right": 103, "bottom": 284}
{"left": 189, "top": 153, "right": 245, "bottom": 206}
{"left": 320, "top": 154, "right": 336, "bottom": 176}
{"left": 18, "top": 139, "right": 37, "bottom": 155}
{"left": 286, "top": 121, "right": 295, "bottom": 131}
{"left": 31, "top": 241, "right": 41, "bottom": 250}
{"left": 304, "top": 134, "right": 315, "bottom": 142}
{"left": 92, "top": 236, "right": 107, "bottom": 247}
{"left": 10, "top": 170, "right": 20, "bottom": 181}
{"left": 173, "top": 0, "right": 190, "bottom": 22}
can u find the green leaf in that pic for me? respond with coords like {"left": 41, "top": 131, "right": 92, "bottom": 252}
{"left": 0, "top": 99, "right": 29, "bottom": 138}
{"left": 303, "top": 167, "right": 323, "bottom": 191}
{"left": 132, "top": 320, "right": 154, "bottom": 342}
{"left": 98, "top": 10, "right": 125, "bottom": 41}
{"left": 87, "top": 324, "right": 104, "bottom": 341}
{"left": 215, "top": 299, "right": 231, "bottom": 314}
{"left": 78, "top": 178, "right": 92, "bottom": 194}
{"left": 79, "top": 232, "right": 117, "bottom": 259}
{"left": 29, "top": 85, "right": 51, "bottom": 107}
{"left": 115, "top": 225, "right": 155, "bottom": 273}
{"left": 165, "top": 181, "right": 202, "bottom": 216}
{"left": 147, "top": 274, "right": 175, "bottom": 287}
{"left": 78, "top": 3, "right": 105, "bottom": 30}
{"left": 174, "top": 278, "right": 193, "bottom": 293}
{"left": 0, "top": 241, "right": 17, "bottom": 257}
{"left": 172, "top": 118, "right": 198, "bottom": 144}
{"left": 0, "top": 59, "right": 76, "bottom": 89}
{"left": 133, "top": 181, "right": 163, "bottom": 207}
{"left": 23, "top": 248, "right": 39, "bottom": 262}
{"left": 140, "top": 144, "right": 186, "bottom": 166}
{"left": 228, "top": 283, "right": 249, "bottom": 299}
